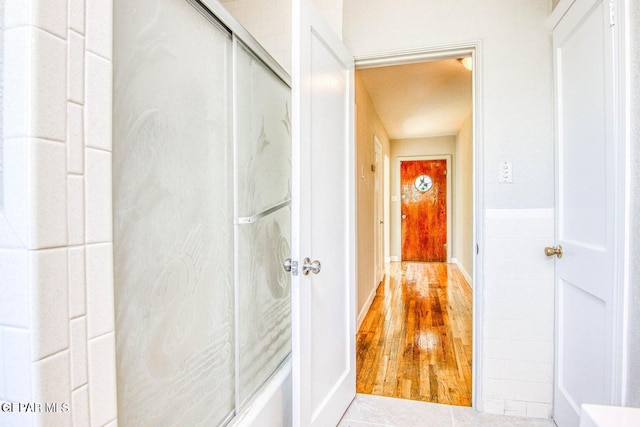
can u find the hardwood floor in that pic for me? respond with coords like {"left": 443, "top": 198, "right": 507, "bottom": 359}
{"left": 356, "top": 262, "right": 473, "bottom": 406}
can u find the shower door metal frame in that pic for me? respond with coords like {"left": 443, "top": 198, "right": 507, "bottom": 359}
{"left": 188, "top": 0, "right": 293, "bottom": 422}
{"left": 190, "top": 0, "right": 290, "bottom": 86}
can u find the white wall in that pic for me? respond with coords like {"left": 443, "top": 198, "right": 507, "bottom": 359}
{"left": 0, "top": 0, "right": 117, "bottom": 425}
{"left": 344, "top": 0, "right": 555, "bottom": 417}
{"left": 343, "top": 0, "right": 554, "bottom": 210}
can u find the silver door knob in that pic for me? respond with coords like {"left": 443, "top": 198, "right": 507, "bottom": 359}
{"left": 544, "top": 245, "right": 563, "bottom": 258}
{"left": 302, "top": 257, "right": 321, "bottom": 275}
{"left": 283, "top": 258, "right": 298, "bottom": 275}
{"left": 402, "top": 214, "right": 407, "bottom": 219}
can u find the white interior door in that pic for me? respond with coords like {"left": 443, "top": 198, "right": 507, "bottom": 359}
{"left": 553, "top": 0, "right": 618, "bottom": 425}
{"left": 291, "top": 1, "right": 356, "bottom": 426}
{"left": 374, "top": 136, "right": 384, "bottom": 285}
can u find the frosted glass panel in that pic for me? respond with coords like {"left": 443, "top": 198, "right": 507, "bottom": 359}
{"left": 236, "top": 43, "right": 292, "bottom": 403}
{"left": 113, "top": 0, "right": 234, "bottom": 425}
{"left": 238, "top": 207, "right": 291, "bottom": 402}
{"left": 237, "top": 43, "right": 292, "bottom": 217}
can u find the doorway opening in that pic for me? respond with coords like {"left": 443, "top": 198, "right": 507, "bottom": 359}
{"left": 353, "top": 47, "right": 480, "bottom": 407}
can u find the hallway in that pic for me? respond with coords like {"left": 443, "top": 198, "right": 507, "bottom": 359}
{"left": 356, "top": 262, "right": 472, "bottom": 406}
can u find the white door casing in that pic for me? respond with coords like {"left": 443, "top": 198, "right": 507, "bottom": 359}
{"left": 374, "top": 136, "right": 384, "bottom": 285}
{"left": 552, "top": 0, "right": 620, "bottom": 424}
{"left": 291, "top": 1, "right": 356, "bottom": 426}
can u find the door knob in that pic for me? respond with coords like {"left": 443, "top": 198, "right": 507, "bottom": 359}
{"left": 283, "top": 258, "right": 298, "bottom": 275}
{"left": 302, "top": 257, "right": 321, "bottom": 275}
{"left": 402, "top": 214, "right": 407, "bottom": 219}
{"left": 544, "top": 245, "right": 563, "bottom": 259}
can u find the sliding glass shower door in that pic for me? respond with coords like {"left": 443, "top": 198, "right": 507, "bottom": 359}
{"left": 113, "top": 0, "right": 291, "bottom": 425}
{"left": 236, "top": 42, "right": 292, "bottom": 405}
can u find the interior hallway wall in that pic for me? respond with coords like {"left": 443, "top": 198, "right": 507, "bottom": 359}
{"left": 0, "top": 0, "right": 117, "bottom": 425}
{"left": 355, "top": 71, "right": 390, "bottom": 326}
{"left": 455, "top": 114, "right": 473, "bottom": 284}
{"left": 343, "top": 0, "right": 554, "bottom": 417}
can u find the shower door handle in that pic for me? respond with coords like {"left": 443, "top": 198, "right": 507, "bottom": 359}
{"left": 302, "top": 257, "right": 321, "bottom": 275}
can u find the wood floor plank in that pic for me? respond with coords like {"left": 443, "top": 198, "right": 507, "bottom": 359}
{"left": 356, "top": 262, "right": 473, "bottom": 406}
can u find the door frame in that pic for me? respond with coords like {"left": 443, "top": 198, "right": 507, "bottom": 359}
{"left": 397, "top": 155, "right": 452, "bottom": 262}
{"left": 373, "top": 135, "right": 384, "bottom": 285}
{"left": 355, "top": 41, "right": 484, "bottom": 409}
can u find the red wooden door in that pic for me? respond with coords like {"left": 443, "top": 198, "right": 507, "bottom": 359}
{"left": 400, "top": 160, "right": 447, "bottom": 261}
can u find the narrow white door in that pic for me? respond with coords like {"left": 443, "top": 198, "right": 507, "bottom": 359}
{"left": 553, "top": 0, "right": 618, "bottom": 425}
{"left": 291, "top": 1, "right": 356, "bottom": 426}
{"left": 374, "top": 137, "right": 384, "bottom": 285}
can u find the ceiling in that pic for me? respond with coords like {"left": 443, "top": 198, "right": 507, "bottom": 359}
{"left": 357, "top": 59, "right": 472, "bottom": 140}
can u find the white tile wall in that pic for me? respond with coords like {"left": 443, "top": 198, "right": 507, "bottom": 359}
{"left": 72, "top": 385, "right": 90, "bottom": 426}
{"left": 25, "top": 0, "right": 69, "bottom": 40}
{"left": 2, "top": 140, "right": 29, "bottom": 247}
{"left": 68, "top": 0, "right": 85, "bottom": 34}
{"left": 0, "top": 249, "right": 29, "bottom": 327}
{"left": 85, "top": 243, "right": 114, "bottom": 339}
{"left": 28, "top": 138, "right": 68, "bottom": 248}
{"left": 32, "top": 350, "right": 72, "bottom": 426}
{"left": 3, "top": 29, "right": 29, "bottom": 138}
{"left": 2, "top": 327, "right": 32, "bottom": 401}
{"left": 67, "top": 30, "right": 85, "bottom": 105}
{"left": 67, "top": 102, "right": 84, "bottom": 174}
{"left": 88, "top": 332, "right": 117, "bottom": 426}
{"left": 29, "top": 248, "right": 69, "bottom": 360}
{"left": 1, "top": 1, "right": 117, "bottom": 425}
{"left": 68, "top": 246, "right": 86, "bottom": 318}
{"left": 482, "top": 209, "right": 555, "bottom": 419}
{"left": 84, "top": 149, "right": 112, "bottom": 243}
{"left": 85, "top": 0, "right": 112, "bottom": 60}
{"left": 84, "top": 54, "right": 112, "bottom": 151}
{"left": 27, "top": 28, "right": 67, "bottom": 142}
{"left": 67, "top": 175, "right": 85, "bottom": 245}
{"left": 70, "top": 318, "right": 88, "bottom": 389}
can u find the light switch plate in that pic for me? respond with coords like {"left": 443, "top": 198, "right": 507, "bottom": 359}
{"left": 499, "top": 161, "right": 513, "bottom": 183}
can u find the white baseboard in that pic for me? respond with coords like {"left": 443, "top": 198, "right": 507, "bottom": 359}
{"left": 453, "top": 259, "right": 473, "bottom": 288}
{"left": 384, "top": 256, "right": 391, "bottom": 263}
{"left": 390, "top": 256, "right": 399, "bottom": 262}
{"left": 357, "top": 281, "right": 379, "bottom": 330}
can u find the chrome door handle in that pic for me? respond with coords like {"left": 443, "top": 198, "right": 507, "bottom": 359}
{"left": 302, "top": 257, "right": 321, "bottom": 275}
{"left": 283, "top": 258, "right": 298, "bottom": 275}
{"left": 544, "top": 245, "right": 563, "bottom": 259}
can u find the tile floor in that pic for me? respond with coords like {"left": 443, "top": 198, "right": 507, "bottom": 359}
{"left": 339, "top": 394, "right": 557, "bottom": 427}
